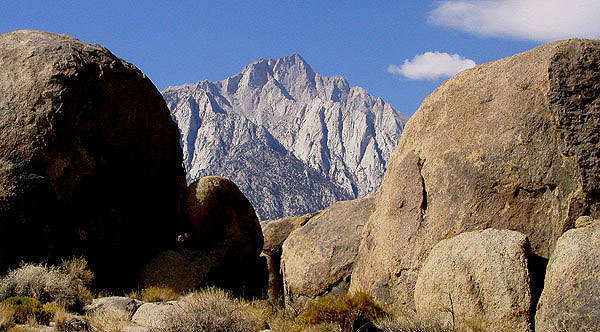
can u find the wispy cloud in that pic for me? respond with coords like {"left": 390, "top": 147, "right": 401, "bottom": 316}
{"left": 388, "top": 52, "right": 476, "bottom": 80}
{"left": 429, "top": 0, "right": 600, "bottom": 42}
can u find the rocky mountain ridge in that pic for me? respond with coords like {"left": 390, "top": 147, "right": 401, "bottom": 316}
{"left": 162, "top": 54, "right": 407, "bottom": 219}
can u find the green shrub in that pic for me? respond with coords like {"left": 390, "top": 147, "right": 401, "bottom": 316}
{"left": 0, "top": 258, "right": 94, "bottom": 311}
{"left": 36, "top": 302, "right": 62, "bottom": 325}
{"left": 2, "top": 297, "right": 42, "bottom": 324}
{"left": 300, "top": 292, "right": 388, "bottom": 332}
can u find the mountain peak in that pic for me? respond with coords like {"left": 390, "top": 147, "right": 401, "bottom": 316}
{"left": 163, "top": 56, "right": 407, "bottom": 220}
{"left": 268, "top": 53, "right": 313, "bottom": 75}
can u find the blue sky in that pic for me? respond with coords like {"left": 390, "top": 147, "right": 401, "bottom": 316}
{"left": 2, "top": 1, "right": 599, "bottom": 116}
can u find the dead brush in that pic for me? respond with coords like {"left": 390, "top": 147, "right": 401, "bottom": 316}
{"left": 0, "top": 258, "right": 94, "bottom": 311}
{"left": 160, "top": 287, "right": 264, "bottom": 332}
{"left": 85, "top": 307, "right": 129, "bottom": 332}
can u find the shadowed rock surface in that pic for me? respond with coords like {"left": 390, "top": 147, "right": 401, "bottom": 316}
{"left": 261, "top": 212, "right": 317, "bottom": 304}
{"left": 141, "top": 176, "right": 265, "bottom": 297}
{"left": 140, "top": 250, "right": 213, "bottom": 293}
{"left": 0, "top": 30, "right": 185, "bottom": 287}
{"left": 414, "top": 229, "right": 532, "bottom": 332}
{"left": 535, "top": 221, "right": 600, "bottom": 331}
{"left": 281, "top": 195, "right": 374, "bottom": 307}
{"left": 261, "top": 213, "right": 317, "bottom": 257}
{"left": 184, "top": 176, "right": 263, "bottom": 263}
{"left": 350, "top": 39, "right": 600, "bottom": 309}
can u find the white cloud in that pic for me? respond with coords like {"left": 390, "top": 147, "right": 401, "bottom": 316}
{"left": 388, "top": 52, "right": 476, "bottom": 80}
{"left": 429, "top": 0, "right": 600, "bottom": 42}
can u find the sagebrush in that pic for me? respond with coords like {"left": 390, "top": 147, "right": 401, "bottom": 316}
{"left": 0, "top": 258, "right": 93, "bottom": 311}
{"left": 161, "top": 287, "right": 264, "bottom": 332}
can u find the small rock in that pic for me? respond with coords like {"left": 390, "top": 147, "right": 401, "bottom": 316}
{"left": 574, "top": 215, "right": 600, "bottom": 228}
{"left": 84, "top": 296, "right": 144, "bottom": 318}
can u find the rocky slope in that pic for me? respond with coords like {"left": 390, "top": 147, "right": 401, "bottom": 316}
{"left": 162, "top": 54, "right": 407, "bottom": 219}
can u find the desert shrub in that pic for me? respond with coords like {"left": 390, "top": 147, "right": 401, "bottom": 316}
{"left": 243, "top": 300, "right": 340, "bottom": 332}
{"left": 35, "top": 302, "right": 62, "bottom": 325}
{"left": 125, "top": 289, "right": 141, "bottom": 300}
{"left": 0, "top": 304, "right": 15, "bottom": 330}
{"left": 1, "top": 297, "right": 42, "bottom": 324}
{"left": 52, "top": 305, "right": 74, "bottom": 331}
{"left": 60, "top": 257, "right": 94, "bottom": 286}
{"left": 161, "top": 287, "right": 264, "bottom": 332}
{"left": 141, "top": 286, "right": 180, "bottom": 302}
{"left": 373, "top": 306, "right": 489, "bottom": 332}
{"left": 0, "top": 258, "right": 93, "bottom": 311}
{"left": 299, "top": 292, "right": 388, "bottom": 332}
{"left": 85, "top": 307, "right": 129, "bottom": 332}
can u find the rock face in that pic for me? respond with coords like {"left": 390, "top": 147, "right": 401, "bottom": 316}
{"left": 0, "top": 30, "right": 185, "bottom": 287}
{"left": 261, "top": 213, "right": 316, "bottom": 303}
{"left": 535, "top": 221, "right": 600, "bottom": 331}
{"left": 281, "top": 196, "right": 374, "bottom": 307}
{"left": 350, "top": 39, "right": 600, "bottom": 309}
{"left": 140, "top": 250, "right": 213, "bottom": 293}
{"left": 143, "top": 176, "right": 265, "bottom": 296}
{"left": 163, "top": 54, "right": 407, "bottom": 219}
{"left": 414, "top": 229, "right": 532, "bottom": 332}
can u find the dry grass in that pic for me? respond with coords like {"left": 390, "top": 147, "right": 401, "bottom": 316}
{"left": 140, "top": 286, "right": 180, "bottom": 302}
{"left": 372, "top": 308, "right": 491, "bottom": 332}
{"left": 7, "top": 326, "right": 38, "bottom": 332}
{"left": 85, "top": 307, "right": 129, "bottom": 332}
{"left": 160, "top": 287, "right": 264, "bottom": 332}
{"left": 299, "top": 292, "right": 388, "bottom": 332}
{"left": 0, "top": 304, "right": 15, "bottom": 330}
{"left": 52, "top": 304, "right": 71, "bottom": 327}
{"left": 0, "top": 258, "right": 93, "bottom": 311}
{"left": 374, "top": 314, "right": 449, "bottom": 332}
{"left": 125, "top": 289, "right": 141, "bottom": 300}
{"left": 60, "top": 257, "right": 93, "bottom": 286}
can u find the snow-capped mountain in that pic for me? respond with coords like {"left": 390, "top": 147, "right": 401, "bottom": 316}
{"left": 162, "top": 54, "right": 407, "bottom": 220}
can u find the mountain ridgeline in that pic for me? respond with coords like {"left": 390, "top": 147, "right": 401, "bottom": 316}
{"left": 162, "top": 54, "right": 407, "bottom": 219}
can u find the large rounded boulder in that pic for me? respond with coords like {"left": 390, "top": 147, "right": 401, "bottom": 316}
{"left": 281, "top": 196, "right": 374, "bottom": 307}
{"left": 414, "top": 229, "right": 532, "bottom": 332}
{"left": 535, "top": 220, "right": 600, "bottom": 331}
{"left": 142, "top": 176, "right": 265, "bottom": 296}
{"left": 0, "top": 30, "right": 185, "bottom": 287}
{"left": 350, "top": 39, "right": 600, "bottom": 309}
{"left": 184, "top": 176, "right": 263, "bottom": 262}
